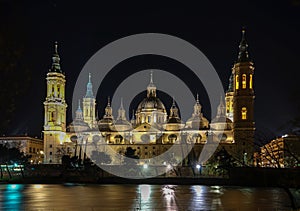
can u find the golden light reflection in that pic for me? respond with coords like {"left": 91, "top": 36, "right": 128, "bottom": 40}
{"left": 33, "top": 184, "right": 43, "bottom": 189}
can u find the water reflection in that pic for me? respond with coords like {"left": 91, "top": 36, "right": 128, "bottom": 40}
{"left": 162, "top": 185, "right": 177, "bottom": 210}
{"left": 3, "top": 184, "right": 24, "bottom": 210}
{"left": 140, "top": 184, "right": 151, "bottom": 201}
{"left": 0, "top": 184, "right": 293, "bottom": 210}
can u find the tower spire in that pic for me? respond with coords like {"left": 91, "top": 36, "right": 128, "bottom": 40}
{"left": 217, "top": 95, "right": 226, "bottom": 117}
{"left": 120, "top": 97, "right": 124, "bottom": 109}
{"left": 196, "top": 93, "right": 199, "bottom": 103}
{"left": 75, "top": 99, "right": 83, "bottom": 120}
{"left": 104, "top": 96, "right": 113, "bottom": 119}
{"left": 150, "top": 70, "right": 153, "bottom": 84}
{"left": 54, "top": 41, "right": 58, "bottom": 54}
{"left": 147, "top": 71, "right": 157, "bottom": 97}
{"left": 170, "top": 97, "right": 179, "bottom": 118}
{"left": 131, "top": 109, "right": 135, "bottom": 120}
{"left": 237, "top": 28, "right": 250, "bottom": 62}
{"left": 85, "top": 73, "right": 94, "bottom": 98}
{"left": 227, "top": 72, "right": 234, "bottom": 92}
{"left": 50, "top": 41, "right": 62, "bottom": 73}
{"left": 107, "top": 96, "right": 111, "bottom": 107}
{"left": 117, "top": 98, "right": 126, "bottom": 120}
{"left": 78, "top": 99, "right": 81, "bottom": 110}
{"left": 172, "top": 96, "right": 176, "bottom": 107}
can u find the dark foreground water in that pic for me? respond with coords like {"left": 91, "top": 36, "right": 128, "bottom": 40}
{"left": 0, "top": 184, "right": 293, "bottom": 210}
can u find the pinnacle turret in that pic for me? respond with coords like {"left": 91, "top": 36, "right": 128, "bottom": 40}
{"left": 49, "top": 41, "right": 63, "bottom": 73}
{"left": 85, "top": 73, "right": 94, "bottom": 98}
{"left": 147, "top": 71, "right": 157, "bottom": 97}
{"left": 75, "top": 100, "right": 83, "bottom": 120}
{"left": 237, "top": 28, "right": 250, "bottom": 62}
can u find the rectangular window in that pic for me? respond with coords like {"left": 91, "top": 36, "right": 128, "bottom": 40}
{"left": 50, "top": 144, "right": 52, "bottom": 148}
{"left": 49, "top": 151, "right": 52, "bottom": 155}
{"left": 249, "top": 74, "right": 253, "bottom": 89}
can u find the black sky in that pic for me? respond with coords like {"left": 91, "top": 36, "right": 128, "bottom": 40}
{"left": 1, "top": 0, "right": 300, "bottom": 139}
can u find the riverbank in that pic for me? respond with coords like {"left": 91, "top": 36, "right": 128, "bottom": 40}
{"left": 1, "top": 166, "right": 300, "bottom": 187}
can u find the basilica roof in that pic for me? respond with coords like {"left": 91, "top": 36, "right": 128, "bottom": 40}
{"left": 137, "top": 96, "right": 166, "bottom": 112}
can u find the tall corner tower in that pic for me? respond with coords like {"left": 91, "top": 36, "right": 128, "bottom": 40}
{"left": 232, "top": 29, "right": 255, "bottom": 165}
{"left": 43, "top": 42, "right": 67, "bottom": 164}
{"left": 83, "top": 73, "right": 97, "bottom": 129}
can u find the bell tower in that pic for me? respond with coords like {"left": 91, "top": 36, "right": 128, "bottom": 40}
{"left": 232, "top": 29, "right": 255, "bottom": 165}
{"left": 83, "top": 73, "right": 97, "bottom": 129}
{"left": 43, "top": 42, "right": 67, "bottom": 164}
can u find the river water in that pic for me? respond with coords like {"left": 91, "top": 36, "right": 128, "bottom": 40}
{"left": 0, "top": 184, "right": 293, "bottom": 210}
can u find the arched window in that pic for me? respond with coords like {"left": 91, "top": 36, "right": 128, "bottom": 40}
{"left": 249, "top": 74, "right": 253, "bottom": 89}
{"left": 114, "top": 135, "right": 123, "bottom": 144}
{"left": 241, "top": 107, "right": 247, "bottom": 120}
{"left": 235, "top": 75, "right": 239, "bottom": 90}
{"left": 242, "top": 74, "right": 246, "bottom": 89}
{"left": 50, "top": 111, "right": 55, "bottom": 122}
{"left": 57, "top": 86, "right": 60, "bottom": 98}
{"left": 147, "top": 116, "right": 151, "bottom": 123}
{"left": 168, "top": 134, "right": 177, "bottom": 143}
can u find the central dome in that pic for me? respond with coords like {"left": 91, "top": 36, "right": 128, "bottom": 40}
{"left": 137, "top": 96, "right": 166, "bottom": 112}
{"left": 134, "top": 71, "right": 168, "bottom": 126}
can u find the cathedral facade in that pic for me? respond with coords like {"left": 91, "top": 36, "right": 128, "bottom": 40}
{"left": 43, "top": 30, "right": 255, "bottom": 168}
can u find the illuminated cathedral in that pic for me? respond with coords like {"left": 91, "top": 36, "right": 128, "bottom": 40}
{"left": 43, "top": 30, "right": 255, "bottom": 167}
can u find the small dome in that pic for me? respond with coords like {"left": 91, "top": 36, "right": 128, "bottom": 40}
{"left": 67, "top": 120, "right": 90, "bottom": 132}
{"left": 211, "top": 116, "right": 232, "bottom": 124}
{"left": 210, "top": 116, "right": 233, "bottom": 130}
{"left": 186, "top": 116, "right": 210, "bottom": 130}
{"left": 98, "top": 118, "right": 114, "bottom": 131}
{"left": 167, "top": 116, "right": 182, "bottom": 124}
{"left": 113, "top": 119, "right": 132, "bottom": 131}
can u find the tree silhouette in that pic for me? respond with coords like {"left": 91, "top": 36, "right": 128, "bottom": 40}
{"left": 0, "top": 144, "right": 31, "bottom": 165}
{"left": 91, "top": 151, "right": 112, "bottom": 165}
{"left": 124, "top": 147, "right": 139, "bottom": 165}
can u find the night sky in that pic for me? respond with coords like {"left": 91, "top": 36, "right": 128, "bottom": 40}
{"left": 1, "top": 1, "right": 300, "bottom": 140}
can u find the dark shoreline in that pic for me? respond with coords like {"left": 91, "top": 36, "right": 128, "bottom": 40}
{"left": 1, "top": 167, "right": 300, "bottom": 188}
{"left": 0, "top": 176, "right": 297, "bottom": 188}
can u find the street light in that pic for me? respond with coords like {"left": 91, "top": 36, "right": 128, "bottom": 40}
{"left": 196, "top": 164, "right": 202, "bottom": 176}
